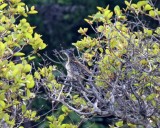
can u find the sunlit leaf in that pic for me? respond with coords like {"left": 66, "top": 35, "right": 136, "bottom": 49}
{"left": 0, "top": 3, "right": 8, "bottom": 10}
{"left": 144, "top": 4, "right": 153, "bottom": 11}
{"left": 149, "top": 10, "right": 156, "bottom": 17}
{"left": 14, "top": 52, "right": 25, "bottom": 56}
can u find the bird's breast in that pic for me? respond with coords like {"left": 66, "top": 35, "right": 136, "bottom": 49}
{"left": 65, "top": 62, "right": 75, "bottom": 78}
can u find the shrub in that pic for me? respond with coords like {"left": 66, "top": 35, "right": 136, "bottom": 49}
{"left": 46, "top": 0, "right": 160, "bottom": 127}
{"left": 0, "top": 0, "right": 46, "bottom": 127}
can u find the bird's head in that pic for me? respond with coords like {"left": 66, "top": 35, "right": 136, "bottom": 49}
{"left": 61, "top": 48, "right": 75, "bottom": 59}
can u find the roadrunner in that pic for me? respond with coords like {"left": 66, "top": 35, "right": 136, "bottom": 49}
{"left": 62, "top": 48, "right": 91, "bottom": 82}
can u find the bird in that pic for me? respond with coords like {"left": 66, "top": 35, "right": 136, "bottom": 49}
{"left": 61, "top": 48, "right": 91, "bottom": 82}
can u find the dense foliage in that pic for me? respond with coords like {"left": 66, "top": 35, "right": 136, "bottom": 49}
{"left": 0, "top": 0, "right": 160, "bottom": 128}
{"left": 0, "top": 0, "right": 46, "bottom": 127}
{"left": 45, "top": 0, "right": 160, "bottom": 127}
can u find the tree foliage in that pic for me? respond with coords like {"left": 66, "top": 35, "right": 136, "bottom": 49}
{"left": 0, "top": 0, "right": 160, "bottom": 127}
{"left": 45, "top": 0, "right": 160, "bottom": 127}
{"left": 0, "top": 0, "right": 46, "bottom": 127}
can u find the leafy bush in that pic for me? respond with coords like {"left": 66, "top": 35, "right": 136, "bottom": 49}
{"left": 45, "top": 0, "right": 160, "bottom": 127}
{"left": 0, "top": 0, "right": 46, "bottom": 127}
{"left": 0, "top": 0, "right": 160, "bottom": 127}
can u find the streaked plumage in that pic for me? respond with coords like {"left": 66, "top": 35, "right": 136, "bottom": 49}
{"left": 62, "top": 49, "right": 91, "bottom": 80}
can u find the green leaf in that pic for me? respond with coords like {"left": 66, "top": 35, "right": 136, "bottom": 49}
{"left": 27, "top": 89, "right": 31, "bottom": 98}
{"left": 14, "top": 52, "right": 25, "bottom": 56}
{"left": 12, "top": 68, "right": 20, "bottom": 76}
{"left": 97, "top": 6, "right": 104, "bottom": 11}
{"left": 144, "top": 4, "right": 153, "bottom": 11}
{"left": 149, "top": 10, "right": 155, "bottom": 17}
{"left": 144, "top": 28, "right": 153, "bottom": 36}
{"left": 58, "top": 115, "right": 65, "bottom": 124}
{"left": 61, "top": 124, "right": 72, "bottom": 128}
{"left": 107, "top": 12, "right": 113, "bottom": 19}
{"left": 125, "top": 1, "right": 131, "bottom": 6}
{"left": 31, "top": 111, "right": 37, "bottom": 118}
{"left": 0, "top": 100, "right": 6, "bottom": 109}
{"left": 21, "top": 104, "right": 26, "bottom": 113}
{"left": 28, "top": 10, "right": 38, "bottom": 14}
{"left": 114, "top": 5, "right": 121, "bottom": 16}
{"left": 93, "top": 12, "right": 104, "bottom": 21}
{"left": 104, "top": 10, "right": 111, "bottom": 17}
{"left": 23, "top": 64, "right": 31, "bottom": 72}
{"left": 0, "top": 3, "right": 8, "bottom": 10}
{"left": 155, "top": 27, "right": 160, "bottom": 34}
{"left": 115, "top": 121, "right": 123, "bottom": 127}
{"left": 28, "top": 56, "right": 36, "bottom": 61}
{"left": 34, "top": 71, "right": 41, "bottom": 80}
{"left": 19, "top": 126, "right": 24, "bottom": 128}
{"left": 127, "top": 123, "right": 137, "bottom": 128}
{"left": 131, "top": 4, "right": 138, "bottom": 9}
{"left": 0, "top": 42, "right": 5, "bottom": 56}
{"left": 151, "top": 100, "right": 156, "bottom": 107}
{"left": 0, "top": 26, "right": 5, "bottom": 32}
{"left": 84, "top": 18, "right": 93, "bottom": 24}
{"left": 137, "top": 1, "right": 148, "bottom": 8}
{"left": 78, "top": 27, "right": 88, "bottom": 35}
{"left": 25, "top": 33, "right": 32, "bottom": 39}
{"left": 146, "top": 93, "right": 157, "bottom": 101}
{"left": 26, "top": 75, "right": 35, "bottom": 89}
{"left": 39, "top": 43, "right": 47, "bottom": 50}
{"left": 62, "top": 105, "right": 70, "bottom": 113}
{"left": 31, "top": 6, "right": 35, "bottom": 11}
{"left": 73, "top": 95, "right": 79, "bottom": 99}
{"left": 47, "top": 116, "right": 55, "bottom": 122}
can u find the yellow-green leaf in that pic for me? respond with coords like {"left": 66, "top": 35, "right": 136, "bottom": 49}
{"left": 62, "top": 105, "right": 70, "bottom": 113}
{"left": 31, "top": 111, "right": 37, "bottom": 118}
{"left": 39, "top": 43, "right": 47, "bottom": 50}
{"left": 14, "top": 52, "right": 25, "bottom": 56}
{"left": 21, "top": 104, "right": 26, "bottom": 113}
{"left": 78, "top": 27, "right": 88, "bottom": 35}
{"left": 137, "top": 1, "right": 148, "bottom": 8}
{"left": 97, "top": 25, "right": 104, "bottom": 32}
{"left": 144, "top": 28, "right": 153, "bottom": 36}
{"left": 125, "top": 1, "right": 131, "bottom": 7}
{"left": 144, "top": 4, "right": 153, "bottom": 11}
{"left": 131, "top": 4, "right": 138, "bottom": 9}
{"left": 0, "top": 3, "right": 8, "bottom": 10}
{"left": 23, "top": 64, "right": 31, "bottom": 72}
{"left": 31, "top": 6, "right": 35, "bottom": 11}
{"left": 58, "top": 114, "right": 65, "bottom": 124}
{"left": 0, "top": 26, "right": 5, "bottom": 32}
{"left": 28, "top": 10, "right": 38, "bottom": 14}
{"left": 114, "top": 5, "right": 121, "bottom": 16}
{"left": 146, "top": 93, "right": 157, "bottom": 101}
{"left": 107, "top": 12, "right": 113, "bottom": 19}
{"left": 26, "top": 75, "right": 35, "bottom": 88}
{"left": 97, "top": 6, "right": 103, "bottom": 11}
{"left": 0, "top": 42, "right": 5, "bottom": 56}
{"left": 149, "top": 10, "right": 155, "bottom": 17}
{"left": 34, "top": 71, "right": 41, "bottom": 80}
{"left": 0, "top": 100, "right": 6, "bottom": 109}
{"left": 28, "top": 56, "right": 36, "bottom": 61}
{"left": 19, "top": 126, "right": 24, "bottom": 128}
{"left": 115, "top": 121, "right": 123, "bottom": 127}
